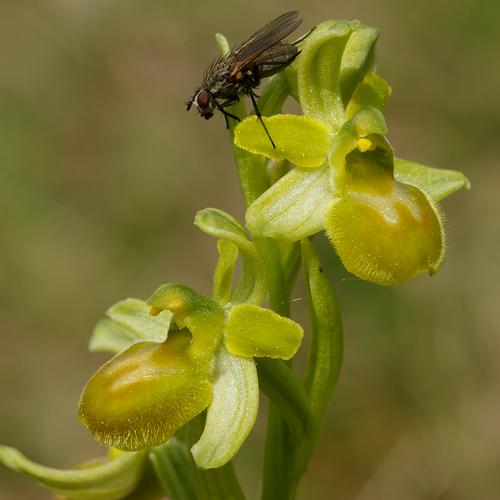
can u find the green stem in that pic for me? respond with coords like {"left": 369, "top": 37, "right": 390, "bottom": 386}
{"left": 193, "top": 463, "right": 246, "bottom": 500}
{"left": 176, "top": 415, "right": 246, "bottom": 500}
{"left": 149, "top": 439, "right": 197, "bottom": 500}
{"left": 256, "top": 358, "right": 310, "bottom": 444}
{"left": 292, "top": 239, "right": 343, "bottom": 482}
{"left": 257, "top": 237, "right": 301, "bottom": 500}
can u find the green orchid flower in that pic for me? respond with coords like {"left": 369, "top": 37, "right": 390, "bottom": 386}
{"left": 234, "top": 20, "right": 470, "bottom": 285}
{"left": 78, "top": 209, "right": 303, "bottom": 469}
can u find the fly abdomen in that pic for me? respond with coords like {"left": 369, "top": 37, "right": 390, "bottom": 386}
{"left": 254, "top": 43, "right": 299, "bottom": 78}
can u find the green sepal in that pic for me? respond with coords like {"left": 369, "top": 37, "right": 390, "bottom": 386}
{"left": 224, "top": 304, "right": 303, "bottom": 360}
{"left": 147, "top": 283, "right": 224, "bottom": 358}
{"left": 246, "top": 165, "right": 333, "bottom": 241}
{"left": 234, "top": 114, "right": 330, "bottom": 169}
{"left": 297, "top": 21, "right": 352, "bottom": 130}
{"left": 78, "top": 331, "right": 213, "bottom": 451}
{"left": 191, "top": 350, "right": 258, "bottom": 468}
{"left": 340, "top": 23, "right": 379, "bottom": 105}
{"left": 89, "top": 299, "right": 172, "bottom": 354}
{"left": 195, "top": 208, "right": 266, "bottom": 305}
{"left": 212, "top": 239, "right": 239, "bottom": 305}
{"left": 0, "top": 446, "right": 146, "bottom": 500}
{"left": 394, "top": 157, "right": 471, "bottom": 201}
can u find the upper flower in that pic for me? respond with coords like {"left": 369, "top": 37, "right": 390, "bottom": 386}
{"left": 234, "top": 20, "right": 469, "bottom": 285}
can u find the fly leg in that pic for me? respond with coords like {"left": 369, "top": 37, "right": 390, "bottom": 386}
{"left": 217, "top": 96, "right": 241, "bottom": 129}
{"left": 248, "top": 89, "right": 276, "bottom": 149}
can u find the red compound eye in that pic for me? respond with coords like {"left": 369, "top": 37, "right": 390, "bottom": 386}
{"left": 196, "top": 90, "right": 211, "bottom": 109}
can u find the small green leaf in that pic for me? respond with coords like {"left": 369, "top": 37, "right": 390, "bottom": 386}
{"left": 0, "top": 446, "right": 146, "bottom": 500}
{"left": 246, "top": 165, "right": 333, "bottom": 241}
{"left": 224, "top": 304, "right": 303, "bottom": 360}
{"left": 234, "top": 114, "right": 329, "bottom": 169}
{"left": 297, "top": 21, "right": 352, "bottom": 129}
{"left": 394, "top": 157, "right": 471, "bottom": 201}
{"left": 191, "top": 350, "right": 258, "bottom": 469}
{"left": 340, "top": 24, "right": 379, "bottom": 104}
{"left": 195, "top": 208, "right": 266, "bottom": 305}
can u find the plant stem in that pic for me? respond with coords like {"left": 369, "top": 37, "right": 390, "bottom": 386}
{"left": 292, "top": 239, "right": 343, "bottom": 483}
{"left": 176, "top": 415, "right": 246, "bottom": 500}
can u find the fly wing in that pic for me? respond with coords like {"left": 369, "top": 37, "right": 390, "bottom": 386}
{"left": 228, "top": 11, "right": 302, "bottom": 78}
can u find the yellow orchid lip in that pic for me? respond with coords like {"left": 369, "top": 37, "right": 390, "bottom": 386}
{"left": 78, "top": 283, "right": 304, "bottom": 466}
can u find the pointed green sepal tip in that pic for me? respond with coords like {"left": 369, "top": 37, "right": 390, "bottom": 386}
{"left": 0, "top": 446, "right": 146, "bottom": 500}
{"left": 224, "top": 304, "right": 303, "bottom": 360}
{"left": 394, "top": 157, "right": 471, "bottom": 201}
{"left": 234, "top": 114, "right": 330, "bottom": 169}
{"left": 78, "top": 331, "right": 212, "bottom": 451}
{"left": 191, "top": 351, "right": 258, "bottom": 468}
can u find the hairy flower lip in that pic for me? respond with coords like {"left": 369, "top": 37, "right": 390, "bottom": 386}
{"left": 78, "top": 282, "right": 303, "bottom": 467}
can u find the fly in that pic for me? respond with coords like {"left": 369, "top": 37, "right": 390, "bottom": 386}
{"left": 186, "top": 11, "right": 303, "bottom": 148}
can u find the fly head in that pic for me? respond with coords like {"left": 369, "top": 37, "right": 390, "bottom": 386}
{"left": 187, "top": 89, "right": 216, "bottom": 120}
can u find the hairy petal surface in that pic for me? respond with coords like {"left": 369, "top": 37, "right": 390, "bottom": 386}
{"left": 78, "top": 332, "right": 212, "bottom": 451}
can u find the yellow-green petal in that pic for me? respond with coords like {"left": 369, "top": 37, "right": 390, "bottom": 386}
{"left": 191, "top": 350, "right": 258, "bottom": 469}
{"left": 234, "top": 114, "right": 330, "bottom": 169}
{"left": 78, "top": 331, "right": 213, "bottom": 451}
{"left": 0, "top": 446, "right": 146, "bottom": 500}
{"left": 224, "top": 304, "right": 303, "bottom": 360}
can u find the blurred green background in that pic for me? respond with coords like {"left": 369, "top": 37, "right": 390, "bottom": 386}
{"left": 0, "top": 0, "right": 498, "bottom": 498}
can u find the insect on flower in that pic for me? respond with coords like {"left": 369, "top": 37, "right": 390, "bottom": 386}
{"left": 187, "top": 11, "right": 304, "bottom": 148}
